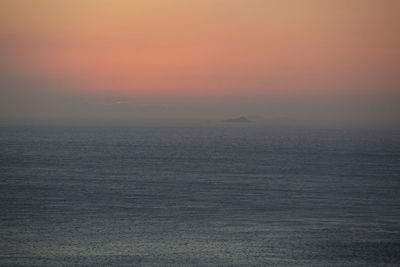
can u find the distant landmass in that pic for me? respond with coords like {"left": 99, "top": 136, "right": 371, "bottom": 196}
{"left": 222, "top": 116, "right": 252, "bottom": 123}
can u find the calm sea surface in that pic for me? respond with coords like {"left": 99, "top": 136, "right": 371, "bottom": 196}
{"left": 0, "top": 125, "right": 399, "bottom": 266}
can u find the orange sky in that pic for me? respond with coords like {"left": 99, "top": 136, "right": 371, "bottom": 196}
{"left": 1, "top": 0, "right": 399, "bottom": 96}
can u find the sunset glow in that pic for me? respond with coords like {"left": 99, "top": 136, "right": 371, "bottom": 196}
{"left": 0, "top": 0, "right": 399, "bottom": 125}
{"left": 1, "top": 0, "right": 399, "bottom": 96}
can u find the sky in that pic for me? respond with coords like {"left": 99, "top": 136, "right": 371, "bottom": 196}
{"left": 0, "top": 0, "right": 399, "bottom": 124}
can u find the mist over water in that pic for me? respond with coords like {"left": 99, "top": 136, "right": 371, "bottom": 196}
{"left": 1, "top": 83, "right": 399, "bottom": 126}
{"left": 1, "top": 125, "right": 399, "bottom": 266}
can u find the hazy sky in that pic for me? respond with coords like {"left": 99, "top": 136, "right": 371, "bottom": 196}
{"left": 1, "top": 0, "right": 399, "bottom": 124}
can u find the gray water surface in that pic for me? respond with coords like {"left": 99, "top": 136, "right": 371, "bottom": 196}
{"left": 0, "top": 125, "right": 399, "bottom": 266}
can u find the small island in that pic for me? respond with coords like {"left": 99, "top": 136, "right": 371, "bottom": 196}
{"left": 222, "top": 116, "right": 252, "bottom": 123}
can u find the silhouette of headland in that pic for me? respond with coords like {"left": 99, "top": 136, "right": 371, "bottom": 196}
{"left": 222, "top": 116, "right": 252, "bottom": 123}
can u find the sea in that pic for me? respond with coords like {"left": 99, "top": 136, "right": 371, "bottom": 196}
{"left": 0, "top": 124, "right": 399, "bottom": 266}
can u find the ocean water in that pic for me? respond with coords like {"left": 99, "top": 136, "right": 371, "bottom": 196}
{"left": 0, "top": 125, "right": 399, "bottom": 266}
